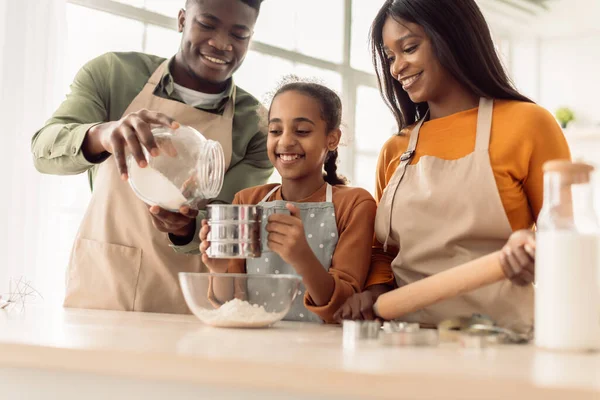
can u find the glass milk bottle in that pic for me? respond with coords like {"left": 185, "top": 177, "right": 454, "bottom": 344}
{"left": 535, "top": 160, "right": 600, "bottom": 351}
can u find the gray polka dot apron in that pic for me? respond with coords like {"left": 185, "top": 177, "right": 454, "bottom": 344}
{"left": 246, "top": 184, "right": 338, "bottom": 323}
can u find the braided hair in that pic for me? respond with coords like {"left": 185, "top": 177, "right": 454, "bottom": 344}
{"left": 270, "top": 79, "right": 348, "bottom": 186}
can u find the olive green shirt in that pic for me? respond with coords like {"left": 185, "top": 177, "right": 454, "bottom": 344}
{"left": 31, "top": 52, "right": 273, "bottom": 254}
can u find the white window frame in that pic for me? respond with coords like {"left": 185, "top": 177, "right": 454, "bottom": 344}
{"left": 66, "top": 0, "right": 383, "bottom": 185}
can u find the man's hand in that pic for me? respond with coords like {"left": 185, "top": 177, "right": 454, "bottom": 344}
{"left": 83, "top": 109, "right": 178, "bottom": 179}
{"left": 499, "top": 229, "right": 536, "bottom": 286}
{"left": 149, "top": 205, "right": 197, "bottom": 238}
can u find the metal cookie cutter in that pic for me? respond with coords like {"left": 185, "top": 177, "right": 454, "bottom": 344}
{"left": 342, "top": 320, "right": 381, "bottom": 348}
{"left": 379, "top": 321, "right": 438, "bottom": 347}
{"left": 438, "top": 314, "right": 532, "bottom": 348}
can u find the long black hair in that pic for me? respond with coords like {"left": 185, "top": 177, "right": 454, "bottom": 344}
{"left": 371, "top": 0, "right": 533, "bottom": 132}
{"left": 270, "top": 80, "right": 348, "bottom": 186}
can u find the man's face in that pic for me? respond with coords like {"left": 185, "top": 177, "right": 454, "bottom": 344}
{"left": 177, "top": 0, "right": 258, "bottom": 86}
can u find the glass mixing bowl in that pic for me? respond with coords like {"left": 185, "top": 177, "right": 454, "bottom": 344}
{"left": 127, "top": 125, "right": 225, "bottom": 212}
{"left": 179, "top": 272, "right": 302, "bottom": 328}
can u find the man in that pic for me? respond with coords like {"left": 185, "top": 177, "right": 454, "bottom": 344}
{"left": 31, "top": 0, "right": 272, "bottom": 313}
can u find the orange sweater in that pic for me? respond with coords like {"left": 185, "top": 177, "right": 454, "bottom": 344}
{"left": 229, "top": 183, "right": 377, "bottom": 323}
{"left": 366, "top": 100, "right": 571, "bottom": 288}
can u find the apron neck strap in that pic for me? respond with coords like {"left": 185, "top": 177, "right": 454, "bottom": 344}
{"left": 260, "top": 185, "right": 281, "bottom": 203}
{"left": 148, "top": 60, "right": 169, "bottom": 86}
{"left": 407, "top": 110, "right": 428, "bottom": 152}
{"left": 475, "top": 97, "right": 494, "bottom": 152}
{"left": 147, "top": 60, "right": 237, "bottom": 121}
{"left": 325, "top": 183, "right": 333, "bottom": 202}
{"left": 258, "top": 183, "right": 332, "bottom": 204}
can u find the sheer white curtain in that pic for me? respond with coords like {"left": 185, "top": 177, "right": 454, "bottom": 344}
{"left": 0, "top": 0, "right": 68, "bottom": 304}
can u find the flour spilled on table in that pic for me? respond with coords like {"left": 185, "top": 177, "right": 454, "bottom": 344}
{"left": 196, "top": 298, "right": 283, "bottom": 328}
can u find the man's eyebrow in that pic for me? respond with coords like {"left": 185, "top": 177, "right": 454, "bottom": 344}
{"left": 199, "top": 13, "right": 251, "bottom": 31}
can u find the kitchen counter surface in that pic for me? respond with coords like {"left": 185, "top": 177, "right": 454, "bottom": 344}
{"left": 0, "top": 306, "right": 599, "bottom": 400}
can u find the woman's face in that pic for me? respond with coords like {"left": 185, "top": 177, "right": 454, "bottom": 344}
{"left": 382, "top": 16, "right": 452, "bottom": 104}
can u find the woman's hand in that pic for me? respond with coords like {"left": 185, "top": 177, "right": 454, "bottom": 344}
{"left": 265, "top": 203, "right": 313, "bottom": 267}
{"left": 499, "top": 229, "right": 536, "bottom": 286}
{"left": 199, "top": 219, "right": 231, "bottom": 273}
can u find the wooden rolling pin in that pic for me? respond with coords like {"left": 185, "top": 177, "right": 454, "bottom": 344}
{"left": 373, "top": 251, "right": 505, "bottom": 320}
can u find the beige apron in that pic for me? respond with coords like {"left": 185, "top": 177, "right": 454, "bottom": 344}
{"left": 64, "top": 60, "right": 234, "bottom": 314}
{"left": 375, "top": 98, "right": 533, "bottom": 332}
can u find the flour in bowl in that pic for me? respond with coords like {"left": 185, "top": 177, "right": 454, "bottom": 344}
{"left": 196, "top": 298, "right": 283, "bottom": 328}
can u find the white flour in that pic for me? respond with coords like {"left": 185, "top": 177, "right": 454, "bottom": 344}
{"left": 195, "top": 298, "right": 282, "bottom": 328}
{"left": 128, "top": 164, "right": 187, "bottom": 211}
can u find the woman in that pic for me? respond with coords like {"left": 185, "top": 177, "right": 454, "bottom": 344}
{"left": 334, "top": 0, "right": 569, "bottom": 332}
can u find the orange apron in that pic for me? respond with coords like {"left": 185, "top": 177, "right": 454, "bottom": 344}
{"left": 65, "top": 61, "right": 234, "bottom": 313}
{"left": 375, "top": 98, "right": 533, "bottom": 332}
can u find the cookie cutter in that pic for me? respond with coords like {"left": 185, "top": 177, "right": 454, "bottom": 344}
{"left": 379, "top": 322, "right": 439, "bottom": 347}
{"left": 342, "top": 320, "right": 382, "bottom": 348}
{"left": 438, "top": 314, "right": 532, "bottom": 348}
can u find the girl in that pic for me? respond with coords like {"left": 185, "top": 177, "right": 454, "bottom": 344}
{"left": 200, "top": 80, "right": 377, "bottom": 323}
{"left": 334, "top": 0, "right": 569, "bottom": 332}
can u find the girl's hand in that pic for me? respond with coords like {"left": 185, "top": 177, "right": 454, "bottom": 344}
{"left": 499, "top": 229, "right": 536, "bottom": 286}
{"left": 333, "top": 291, "right": 377, "bottom": 322}
{"left": 199, "top": 219, "right": 230, "bottom": 273}
{"left": 333, "top": 284, "right": 392, "bottom": 322}
{"left": 266, "top": 203, "right": 313, "bottom": 267}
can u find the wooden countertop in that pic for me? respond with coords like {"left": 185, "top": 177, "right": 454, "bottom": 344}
{"left": 0, "top": 306, "right": 599, "bottom": 400}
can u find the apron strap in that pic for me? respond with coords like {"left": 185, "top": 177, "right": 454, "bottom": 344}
{"left": 259, "top": 185, "right": 281, "bottom": 203}
{"left": 325, "top": 183, "right": 333, "bottom": 202}
{"left": 381, "top": 112, "right": 428, "bottom": 252}
{"left": 259, "top": 183, "right": 332, "bottom": 204}
{"left": 474, "top": 98, "right": 494, "bottom": 152}
{"left": 146, "top": 60, "right": 236, "bottom": 121}
{"left": 148, "top": 60, "right": 169, "bottom": 86}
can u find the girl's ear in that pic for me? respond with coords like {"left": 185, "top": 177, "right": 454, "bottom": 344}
{"left": 327, "top": 128, "right": 342, "bottom": 151}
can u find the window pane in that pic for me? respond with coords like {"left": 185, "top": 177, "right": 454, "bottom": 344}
{"left": 354, "top": 154, "right": 378, "bottom": 194}
{"left": 253, "top": 0, "right": 344, "bottom": 64}
{"left": 112, "top": 0, "right": 145, "bottom": 7}
{"left": 236, "top": 51, "right": 342, "bottom": 105}
{"left": 292, "top": 63, "right": 342, "bottom": 94}
{"left": 143, "top": 0, "right": 182, "bottom": 17}
{"left": 351, "top": 0, "right": 382, "bottom": 73}
{"left": 66, "top": 4, "right": 144, "bottom": 82}
{"left": 355, "top": 86, "right": 397, "bottom": 153}
{"left": 235, "top": 51, "right": 294, "bottom": 104}
{"left": 146, "top": 25, "right": 181, "bottom": 59}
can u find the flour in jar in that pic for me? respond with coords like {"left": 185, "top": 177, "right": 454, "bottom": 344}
{"left": 196, "top": 298, "right": 283, "bottom": 328}
{"left": 128, "top": 163, "right": 187, "bottom": 211}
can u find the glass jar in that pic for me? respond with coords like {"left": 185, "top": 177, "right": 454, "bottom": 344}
{"left": 127, "top": 125, "right": 225, "bottom": 212}
{"left": 535, "top": 160, "right": 600, "bottom": 351}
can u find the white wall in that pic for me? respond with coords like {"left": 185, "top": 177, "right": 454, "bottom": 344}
{"left": 485, "top": 0, "right": 600, "bottom": 216}
{"left": 539, "top": 34, "right": 600, "bottom": 126}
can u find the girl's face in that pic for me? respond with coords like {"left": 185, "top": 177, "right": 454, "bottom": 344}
{"left": 382, "top": 16, "right": 453, "bottom": 104}
{"left": 267, "top": 91, "right": 340, "bottom": 183}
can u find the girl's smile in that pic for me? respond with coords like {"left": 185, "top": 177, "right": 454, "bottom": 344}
{"left": 276, "top": 152, "right": 306, "bottom": 165}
